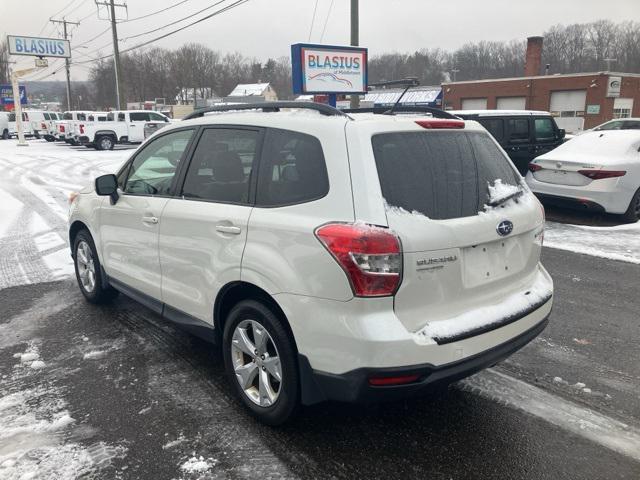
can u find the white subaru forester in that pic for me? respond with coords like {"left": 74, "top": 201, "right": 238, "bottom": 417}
{"left": 68, "top": 103, "right": 553, "bottom": 425}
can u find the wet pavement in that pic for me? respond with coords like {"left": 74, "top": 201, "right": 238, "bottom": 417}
{"left": 1, "top": 248, "right": 639, "bottom": 479}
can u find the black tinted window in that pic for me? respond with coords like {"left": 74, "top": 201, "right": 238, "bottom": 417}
{"left": 372, "top": 131, "right": 520, "bottom": 220}
{"left": 130, "top": 112, "right": 150, "bottom": 121}
{"left": 478, "top": 118, "right": 504, "bottom": 142}
{"left": 182, "top": 128, "right": 259, "bottom": 204}
{"left": 622, "top": 121, "right": 640, "bottom": 130}
{"left": 507, "top": 118, "right": 530, "bottom": 142}
{"left": 534, "top": 118, "right": 555, "bottom": 141}
{"left": 256, "top": 129, "right": 328, "bottom": 206}
{"left": 43, "top": 113, "right": 51, "bottom": 120}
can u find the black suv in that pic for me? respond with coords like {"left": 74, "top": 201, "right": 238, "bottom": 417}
{"left": 450, "top": 111, "right": 565, "bottom": 175}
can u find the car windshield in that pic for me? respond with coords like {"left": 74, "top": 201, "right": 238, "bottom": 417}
{"left": 372, "top": 130, "right": 520, "bottom": 220}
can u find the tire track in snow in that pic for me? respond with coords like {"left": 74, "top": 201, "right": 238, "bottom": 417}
{"left": 463, "top": 369, "right": 640, "bottom": 463}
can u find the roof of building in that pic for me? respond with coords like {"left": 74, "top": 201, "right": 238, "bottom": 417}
{"left": 228, "top": 83, "right": 271, "bottom": 96}
{"left": 442, "top": 71, "right": 640, "bottom": 85}
{"left": 364, "top": 86, "right": 441, "bottom": 105}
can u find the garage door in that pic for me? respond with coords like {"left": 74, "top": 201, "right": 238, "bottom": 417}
{"left": 461, "top": 98, "right": 487, "bottom": 110}
{"left": 497, "top": 97, "right": 526, "bottom": 110}
{"left": 550, "top": 90, "right": 587, "bottom": 133}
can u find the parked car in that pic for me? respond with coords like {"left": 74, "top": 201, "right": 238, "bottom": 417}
{"left": 450, "top": 110, "right": 565, "bottom": 175}
{"left": 42, "top": 112, "right": 63, "bottom": 142}
{"left": 0, "top": 112, "right": 8, "bottom": 140}
{"left": 526, "top": 130, "right": 640, "bottom": 222}
{"left": 69, "top": 103, "right": 552, "bottom": 424}
{"left": 77, "top": 110, "right": 170, "bottom": 150}
{"left": 592, "top": 118, "right": 640, "bottom": 132}
{"left": 8, "top": 111, "right": 36, "bottom": 138}
{"left": 70, "top": 112, "right": 109, "bottom": 146}
{"left": 55, "top": 111, "right": 94, "bottom": 143}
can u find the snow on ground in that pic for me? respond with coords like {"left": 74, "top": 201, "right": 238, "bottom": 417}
{"left": 0, "top": 139, "right": 132, "bottom": 290}
{"left": 1, "top": 341, "right": 127, "bottom": 479}
{"left": 544, "top": 220, "right": 640, "bottom": 264}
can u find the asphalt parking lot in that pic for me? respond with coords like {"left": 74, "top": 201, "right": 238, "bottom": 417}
{"left": 1, "top": 140, "right": 639, "bottom": 479}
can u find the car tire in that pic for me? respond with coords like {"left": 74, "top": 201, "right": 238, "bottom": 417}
{"left": 1, "top": 129, "right": 8, "bottom": 140}
{"left": 45, "top": 136, "right": 55, "bottom": 142}
{"left": 623, "top": 188, "right": 640, "bottom": 223}
{"left": 222, "top": 300, "right": 299, "bottom": 425}
{"left": 73, "top": 229, "right": 118, "bottom": 304}
{"left": 34, "top": 131, "right": 40, "bottom": 139}
{"left": 96, "top": 135, "right": 115, "bottom": 151}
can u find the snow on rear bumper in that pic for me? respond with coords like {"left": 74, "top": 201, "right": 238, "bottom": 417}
{"left": 275, "top": 264, "right": 553, "bottom": 377}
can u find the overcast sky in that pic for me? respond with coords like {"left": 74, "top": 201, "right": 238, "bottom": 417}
{"left": 3, "top": 0, "right": 638, "bottom": 81}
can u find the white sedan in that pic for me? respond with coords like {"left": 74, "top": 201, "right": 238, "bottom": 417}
{"left": 526, "top": 130, "right": 640, "bottom": 222}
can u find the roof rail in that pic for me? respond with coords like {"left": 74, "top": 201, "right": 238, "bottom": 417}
{"left": 342, "top": 106, "right": 460, "bottom": 120}
{"left": 182, "top": 102, "right": 352, "bottom": 121}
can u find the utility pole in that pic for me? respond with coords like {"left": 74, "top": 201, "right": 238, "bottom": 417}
{"left": 50, "top": 17, "right": 79, "bottom": 111}
{"left": 96, "top": 0, "right": 127, "bottom": 109}
{"left": 451, "top": 68, "right": 460, "bottom": 82}
{"left": 350, "top": 0, "right": 360, "bottom": 109}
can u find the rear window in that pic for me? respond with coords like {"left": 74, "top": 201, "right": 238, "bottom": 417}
{"left": 63, "top": 113, "right": 72, "bottom": 120}
{"left": 372, "top": 131, "right": 520, "bottom": 220}
{"left": 8, "top": 113, "right": 15, "bottom": 121}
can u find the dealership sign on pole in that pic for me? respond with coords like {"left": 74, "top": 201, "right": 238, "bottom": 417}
{"left": 7, "top": 35, "right": 71, "bottom": 58}
{"left": 291, "top": 43, "right": 368, "bottom": 106}
{"left": 0, "top": 85, "right": 27, "bottom": 105}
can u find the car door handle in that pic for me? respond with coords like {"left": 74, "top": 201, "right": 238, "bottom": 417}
{"left": 142, "top": 215, "right": 158, "bottom": 224}
{"left": 216, "top": 225, "right": 241, "bottom": 235}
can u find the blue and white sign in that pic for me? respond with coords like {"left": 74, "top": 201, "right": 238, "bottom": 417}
{"left": 291, "top": 43, "right": 368, "bottom": 95}
{"left": 0, "top": 85, "right": 27, "bottom": 105}
{"left": 7, "top": 35, "right": 71, "bottom": 58}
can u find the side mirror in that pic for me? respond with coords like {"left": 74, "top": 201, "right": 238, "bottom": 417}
{"left": 165, "top": 117, "right": 170, "bottom": 122}
{"left": 95, "top": 174, "right": 119, "bottom": 204}
{"left": 557, "top": 129, "right": 566, "bottom": 139}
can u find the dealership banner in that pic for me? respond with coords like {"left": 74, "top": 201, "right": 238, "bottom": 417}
{"left": 0, "top": 85, "right": 27, "bottom": 105}
{"left": 291, "top": 43, "right": 368, "bottom": 94}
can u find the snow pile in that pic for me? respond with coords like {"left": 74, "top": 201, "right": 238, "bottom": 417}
{"left": 415, "top": 268, "right": 552, "bottom": 342}
{"left": 13, "top": 344, "right": 45, "bottom": 370}
{"left": 83, "top": 350, "right": 107, "bottom": 360}
{"left": 180, "top": 455, "right": 217, "bottom": 474}
{"left": 544, "top": 220, "right": 640, "bottom": 264}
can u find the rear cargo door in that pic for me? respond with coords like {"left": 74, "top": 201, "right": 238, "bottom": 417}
{"left": 371, "top": 129, "right": 544, "bottom": 334}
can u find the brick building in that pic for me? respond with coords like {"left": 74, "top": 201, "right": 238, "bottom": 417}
{"left": 442, "top": 37, "right": 640, "bottom": 133}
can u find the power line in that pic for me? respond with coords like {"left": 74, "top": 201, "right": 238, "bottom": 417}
{"left": 72, "top": 0, "right": 250, "bottom": 65}
{"left": 308, "top": 0, "right": 319, "bottom": 42}
{"left": 50, "top": 0, "right": 83, "bottom": 19}
{"left": 120, "top": 0, "right": 228, "bottom": 42}
{"left": 320, "top": 0, "right": 335, "bottom": 42}
{"left": 120, "top": 0, "right": 194, "bottom": 23}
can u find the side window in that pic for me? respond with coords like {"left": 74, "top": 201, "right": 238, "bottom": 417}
{"left": 43, "top": 113, "right": 51, "bottom": 120}
{"left": 507, "top": 118, "right": 530, "bottom": 143}
{"left": 77, "top": 114, "right": 86, "bottom": 121}
{"left": 256, "top": 128, "right": 329, "bottom": 206}
{"left": 107, "top": 112, "right": 114, "bottom": 121}
{"left": 123, "top": 129, "right": 194, "bottom": 196}
{"left": 181, "top": 128, "right": 259, "bottom": 204}
{"left": 149, "top": 112, "right": 167, "bottom": 122}
{"left": 117, "top": 113, "right": 125, "bottom": 122}
{"left": 478, "top": 119, "right": 504, "bottom": 142}
{"left": 596, "top": 121, "right": 622, "bottom": 131}
{"left": 621, "top": 121, "right": 640, "bottom": 130}
{"left": 130, "top": 112, "right": 151, "bottom": 122}
{"left": 534, "top": 118, "right": 555, "bottom": 141}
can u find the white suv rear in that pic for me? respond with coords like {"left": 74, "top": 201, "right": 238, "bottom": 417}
{"left": 68, "top": 103, "right": 552, "bottom": 424}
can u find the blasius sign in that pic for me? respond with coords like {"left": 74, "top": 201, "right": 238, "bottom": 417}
{"left": 291, "top": 43, "right": 368, "bottom": 94}
{"left": 7, "top": 35, "right": 71, "bottom": 58}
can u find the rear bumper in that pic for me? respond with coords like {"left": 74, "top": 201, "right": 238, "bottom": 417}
{"left": 300, "top": 312, "right": 549, "bottom": 404}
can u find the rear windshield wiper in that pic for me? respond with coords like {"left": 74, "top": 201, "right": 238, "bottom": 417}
{"left": 487, "top": 186, "right": 524, "bottom": 208}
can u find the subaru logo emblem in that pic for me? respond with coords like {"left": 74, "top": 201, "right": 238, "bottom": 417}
{"left": 497, "top": 220, "right": 514, "bottom": 236}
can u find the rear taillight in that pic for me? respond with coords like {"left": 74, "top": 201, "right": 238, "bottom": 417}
{"left": 315, "top": 223, "right": 402, "bottom": 297}
{"left": 528, "top": 163, "right": 542, "bottom": 172}
{"left": 60, "top": 125, "right": 65, "bottom": 132}
{"left": 578, "top": 169, "right": 626, "bottom": 180}
{"left": 41, "top": 122, "right": 47, "bottom": 129}
{"left": 415, "top": 119, "right": 465, "bottom": 129}
{"left": 79, "top": 124, "right": 85, "bottom": 134}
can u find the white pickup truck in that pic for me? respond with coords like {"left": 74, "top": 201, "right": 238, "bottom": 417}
{"left": 77, "top": 110, "right": 170, "bottom": 150}
{"left": 69, "top": 112, "right": 108, "bottom": 146}
{"left": 55, "top": 111, "right": 94, "bottom": 143}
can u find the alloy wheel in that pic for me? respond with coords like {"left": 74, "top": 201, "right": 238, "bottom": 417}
{"left": 231, "top": 319, "right": 282, "bottom": 407}
{"left": 76, "top": 241, "right": 96, "bottom": 293}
